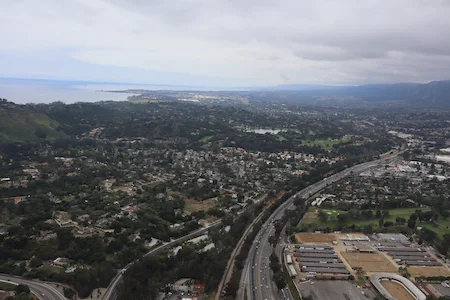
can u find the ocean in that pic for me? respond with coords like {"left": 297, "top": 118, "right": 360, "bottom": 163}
{"left": 0, "top": 78, "right": 158, "bottom": 104}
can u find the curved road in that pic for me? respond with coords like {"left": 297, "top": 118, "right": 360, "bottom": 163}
{"left": 0, "top": 274, "right": 66, "bottom": 300}
{"left": 240, "top": 153, "right": 401, "bottom": 300}
{"left": 103, "top": 220, "right": 222, "bottom": 300}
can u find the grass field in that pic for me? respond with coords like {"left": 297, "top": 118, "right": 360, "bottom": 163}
{"left": 298, "top": 207, "right": 431, "bottom": 230}
{"left": 200, "top": 135, "right": 214, "bottom": 143}
{"left": 40, "top": 264, "right": 62, "bottom": 276}
{"left": 340, "top": 252, "right": 397, "bottom": 273}
{"left": 418, "top": 217, "right": 450, "bottom": 237}
{"left": 184, "top": 198, "right": 217, "bottom": 214}
{"left": 301, "top": 138, "right": 349, "bottom": 150}
{"left": 0, "top": 281, "right": 16, "bottom": 290}
{"left": 381, "top": 280, "right": 415, "bottom": 300}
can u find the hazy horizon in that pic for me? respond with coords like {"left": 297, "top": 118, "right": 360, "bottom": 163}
{"left": 2, "top": 1, "right": 450, "bottom": 86}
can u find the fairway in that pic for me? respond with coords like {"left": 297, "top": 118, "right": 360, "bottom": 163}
{"left": 418, "top": 217, "right": 450, "bottom": 237}
{"left": 301, "top": 138, "right": 349, "bottom": 150}
{"left": 200, "top": 135, "right": 214, "bottom": 143}
{"left": 298, "top": 207, "right": 431, "bottom": 230}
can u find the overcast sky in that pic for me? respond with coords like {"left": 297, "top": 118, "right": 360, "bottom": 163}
{"left": 1, "top": 0, "right": 450, "bottom": 87}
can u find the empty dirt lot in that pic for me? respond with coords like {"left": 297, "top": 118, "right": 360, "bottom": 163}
{"left": 381, "top": 280, "right": 415, "bottom": 300}
{"left": 341, "top": 252, "right": 397, "bottom": 273}
{"left": 295, "top": 233, "right": 337, "bottom": 243}
{"left": 184, "top": 198, "right": 216, "bottom": 214}
{"left": 409, "top": 266, "right": 450, "bottom": 278}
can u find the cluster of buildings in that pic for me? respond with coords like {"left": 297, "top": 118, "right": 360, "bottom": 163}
{"left": 155, "top": 278, "right": 205, "bottom": 300}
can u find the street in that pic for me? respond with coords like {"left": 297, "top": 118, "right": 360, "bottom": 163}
{"left": 239, "top": 152, "right": 400, "bottom": 300}
{"left": 0, "top": 274, "right": 66, "bottom": 300}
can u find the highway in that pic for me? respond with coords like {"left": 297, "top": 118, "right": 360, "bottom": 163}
{"left": 0, "top": 274, "right": 66, "bottom": 300}
{"left": 103, "top": 220, "right": 222, "bottom": 300}
{"left": 215, "top": 203, "right": 268, "bottom": 300}
{"left": 239, "top": 153, "right": 401, "bottom": 300}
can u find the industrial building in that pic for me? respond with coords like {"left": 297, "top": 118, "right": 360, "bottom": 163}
{"left": 378, "top": 247, "right": 422, "bottom": 252}
{"left": 375, "top": 233, "right": 410, "bottom": 244}
{"left": 286, "top": 254, "right": 292, "bottom": 264}
{"left": 378, "top": 246, "right": 443, "bottom": 267}
{"left": 296, "top": 257, "right": 337, "bottom": 263}
{"left": 288, "top": 265, "right": 298, "bottom": 277}
{"left": 297, "top": 249, "right": 336, "bottom": 254}
{"left": 294, "top": 253, "right": 338, "bottom": 258}
{"left": 294, "top": 245, "right": 350, "bottom": 277}
{"left": 301, "top": 262, "right": 346, "bottom": 269}
{"left": 302, "top": 267, "right": 350, "bottom": 274}
{"left": 298, "top": 244, "right": 333, "bottom": 250}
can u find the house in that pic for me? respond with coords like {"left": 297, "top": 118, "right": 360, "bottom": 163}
{"left": 173, "top": 278, "right": 194, "bottom": 293}
{"left": 0, "top": 290, "right": 14, "bottom": 299}
{"left": 53, "top": 257, "right": 69, "bottom": 267}
{"left": 13, "top": 196, "right": 26, "bottom": 205}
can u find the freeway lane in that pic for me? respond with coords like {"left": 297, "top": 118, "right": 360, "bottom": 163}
{"left": 241, "top": 152, "right": 401, "bottom": 300}
{"left": 0, "top": 274, "right": 66, "bottom": 300}
{"left": 215, "top": 201, "right": 269, "bottom": 300}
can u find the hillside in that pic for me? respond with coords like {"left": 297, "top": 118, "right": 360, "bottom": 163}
{"left": 0, "top": 99, "right": 68, "bottom": 143}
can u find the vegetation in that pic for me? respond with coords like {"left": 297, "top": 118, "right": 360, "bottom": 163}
{"left": 301, "top": 137, "right": 349, "bottom": 151}
{"left": 0, "top": 281, "right": 16, "bottom": 290}
{"left": 0, "top": 98, "right": 402, "bottom": 298}
{"left": 299, "top": 207, "right": 429, "bottom": 231}
{"left": 0, "top": 100, "right": 67, "bottom": 143}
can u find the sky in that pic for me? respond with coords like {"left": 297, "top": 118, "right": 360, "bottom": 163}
{"left": 1, "top": 0, "right": 450, "bottom": 87}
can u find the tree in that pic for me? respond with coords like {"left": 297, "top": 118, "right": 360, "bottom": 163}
{"left": 29, "top": 257, "right": 43, "bottom": 268}
{"left": 408, "top": 217, "right": 416, "bottom": 229}
{"left": 376, "top": 210, "right": 381, "bottom": 218}
{"left": 14, "top": 284, "right": 30, "bottom": 295}
{"left": 363, "top": 224, "right": 373, "bottom": 234}
{"left": 396, "top": 217, "right": 406, "bottom": 224}
{"left": 398, "top": 267, "right": 410, "bottom": 278}
{"left": 63, "top": 288, "right": 76, "bottom": 300}
{"left": 318, "top": 210, "right": 327, "bottom": 222}
{"left": 384, "top": 221, "right": 394, "bottom": 227}
{"left": 337, "top": 213, "right": 348, "bottom": 223}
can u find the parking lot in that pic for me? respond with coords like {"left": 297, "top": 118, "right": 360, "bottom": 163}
{"left": 297, "top": 280, "right": 375, "bottom": 300}
{"left": 430, "top": 283, "right": 450, "bottom": 298}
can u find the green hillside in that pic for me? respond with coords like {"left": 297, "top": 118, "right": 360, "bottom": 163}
{"left": 0, "top": 101, "right": 68, "bottom": 143}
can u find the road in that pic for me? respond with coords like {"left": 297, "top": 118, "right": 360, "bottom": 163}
{"left": 103, "top": 220, "right": 222, "bottom": 300}
{"left": 215, "top": 202, "right": 269, "bottom": 300}
{"left": 0, "top": 274, "right": 66, "bottom": 300}
{"left": 239, "top": 153, "right": 401, "bottom": 300}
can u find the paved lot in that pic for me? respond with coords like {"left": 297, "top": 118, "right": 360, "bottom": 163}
{"left": 297, "top": 280, "right": 375, "bottom": 300}
{"left": 431, "top": 283, "right": 450, "bottom": 297}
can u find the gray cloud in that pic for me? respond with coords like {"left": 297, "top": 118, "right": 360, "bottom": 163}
{"left": 0, "top": 0, "right": 450, "bottom": 85}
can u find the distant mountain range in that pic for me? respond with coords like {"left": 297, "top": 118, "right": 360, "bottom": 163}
{"left": 2, "top": 77, "right": 450, "bottom": 108}
{"left": 258, "top": 80, "right": 450, "bottom": 107}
